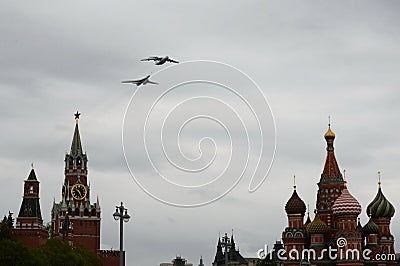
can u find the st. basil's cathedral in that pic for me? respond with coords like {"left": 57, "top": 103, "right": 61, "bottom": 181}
{"left": 282, "top": 125, "right": 396, "bottom": 265}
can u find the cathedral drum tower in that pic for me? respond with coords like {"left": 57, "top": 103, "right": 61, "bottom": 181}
{"left": 51, "top": 112, "right": 101, "bottom": 253}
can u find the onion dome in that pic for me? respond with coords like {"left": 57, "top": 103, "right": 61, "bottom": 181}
{"left": 285, "top": 177, "right": 306, "bottom": 215}
{"left": 306, "top": 213, "right": 328, "bottom": 234}
{"left": 363, "top": 217, "right": 379, "bottom": 235}
{"left": 324, "top": 124, "right": 335, "bottom": 139}
{"left": 332, "top": 181, "right": 361, "bottom": 216}
{"left": 367, "top": 178, "right": 395, "bottom": 218}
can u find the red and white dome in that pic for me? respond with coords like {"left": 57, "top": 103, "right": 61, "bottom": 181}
{"left": 332, "top": 182, "right": 361, "bottom": 216}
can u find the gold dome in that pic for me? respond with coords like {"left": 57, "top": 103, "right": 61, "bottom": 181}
{"left": 306, "top": 213, "right": 328, "bottom": 234}
{"left": 324, "top": 126, "right": 335, "bottom": 139}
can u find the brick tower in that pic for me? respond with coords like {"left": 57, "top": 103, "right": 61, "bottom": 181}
{"left": 51, "top": 112, "right": 101, "bottom": 253}
{"left": 316, "top": 124, "right": 345, "bottom": 233}
{"left": 13, "top": 166, "right": 49, "bottom": 248}
{"left": 282, "top": 176, "right": 307, "bottom": 265}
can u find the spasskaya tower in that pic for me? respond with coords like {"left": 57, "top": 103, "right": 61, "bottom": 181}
{"left": 51, "top": 112, "right": 101, "bottom": 253}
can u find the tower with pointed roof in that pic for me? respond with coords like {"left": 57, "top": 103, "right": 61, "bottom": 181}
{"left": 332, "top": 178, "right": 363, "bottom": 265}
{"left": 51, "top": 112, "right": 101, "bottom": 254}
{"left": 306, "top": 210, "right": 328, "bottom": 260}
{"left": 13, "top": 166, "right": 49, "bottom": 248}
{"left": 212, "top": 232, "right": 250, "bottom": 266}
{"left": 317, "top": 124, "right": 345, "bottom": 231}
{"left": 366, "top": 174, "right": 395, "bottom": 256}
{"left": 282, "top": 176, "right": 307, "bottom": 264}
{"left": 198, "top": 256, "right": 204, "bottom": 266}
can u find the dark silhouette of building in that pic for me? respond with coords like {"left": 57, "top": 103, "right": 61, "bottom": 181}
{"left": 213, "top": 232, "right": 259, "bottom": 266}
{"left": 198, "top": 256, "right": 204, "bottom": 266}
{"left": 160, "top": 256, "right": 193, "bottom": 266}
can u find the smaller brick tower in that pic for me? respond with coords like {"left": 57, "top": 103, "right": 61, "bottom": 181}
{"left": 13, "top": 166, "right": 48, "bottom": 248}
{"left": 282, "top": 176, "right": 307, "bottom": 265}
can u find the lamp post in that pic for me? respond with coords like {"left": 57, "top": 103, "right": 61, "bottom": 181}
{"left": 113, "top": 202, "right": 130, "bottom": 266}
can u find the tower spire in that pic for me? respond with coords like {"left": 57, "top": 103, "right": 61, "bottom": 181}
{"left": 293, "top": 175, "right": 296, "bottom": 190}
{"left": 70, "top": 112, "right": 83, "bottom": 157}
{"left": 321, "top": 122, "right": 342, "bottom": 181}
{"left": 199, "top": 256, "right": 204, "bottom": 266}
{"left": 378, "top": 171, "right": 381, "bottom": 188}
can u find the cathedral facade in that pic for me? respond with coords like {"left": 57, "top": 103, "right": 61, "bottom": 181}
{"left": 282, "top": 125, "right": 396, "bottom": 265}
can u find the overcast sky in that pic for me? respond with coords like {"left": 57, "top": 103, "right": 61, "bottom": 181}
{"left": 1, "top": 1, "right": 400, "bottom": 265}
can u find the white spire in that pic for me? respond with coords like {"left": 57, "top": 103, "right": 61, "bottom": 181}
{"left": 62, "top": 196, "right": 67, "bottom": 208}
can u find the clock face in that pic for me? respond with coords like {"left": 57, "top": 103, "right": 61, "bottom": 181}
{"left": 71, "top": 184, "right": 87, "bottom": 200}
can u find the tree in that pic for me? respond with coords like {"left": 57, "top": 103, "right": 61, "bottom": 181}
{"left": 7, "top": 211, "right": 14, "bottom": 228}
{"left": 0, "top": 220, "right": 101, "bottom": 266}
{"left": 33, "top": 238, "right": 102, "bottom": 266}
{"left": 0, "top": 220, "right": 13, "bottom": 241}
{"left": 0, "top": 219, "right": 40, "bottom": 265}
{"left": 0, "top": 239, "right": 40, "bottom": 266}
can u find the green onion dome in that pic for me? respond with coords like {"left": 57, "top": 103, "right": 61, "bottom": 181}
{"left": 306, "top": 213, "right": 328, "bottom": 234}
{"left": 367, "top": 184, "right": 395, "bottom": 218}
{"left": 363, "top": 217, "right": 379, "bottom": 235}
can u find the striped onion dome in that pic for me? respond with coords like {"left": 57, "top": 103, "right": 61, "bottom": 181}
{"left": 332, "top": 182, "right": 361, "bottom": 216}
{"left": 306, "top": 213, "right": 328, "bottom": 234}
{"left": 367, "top": 184, "right": 395, "bottom": 218}
{"left": 363, "top": 217, "right": 379, "bottom": 235}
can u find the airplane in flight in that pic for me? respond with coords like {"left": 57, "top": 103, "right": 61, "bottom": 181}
{"left": 121, "top": 74, "right": 158, "bottom": 86}
{"left": 140, "top": 55, "right": 179, "bottom": 65}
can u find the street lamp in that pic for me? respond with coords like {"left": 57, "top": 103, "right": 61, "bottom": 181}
{"left": 113, "top": 202, "right": 130, "bottom": 266}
